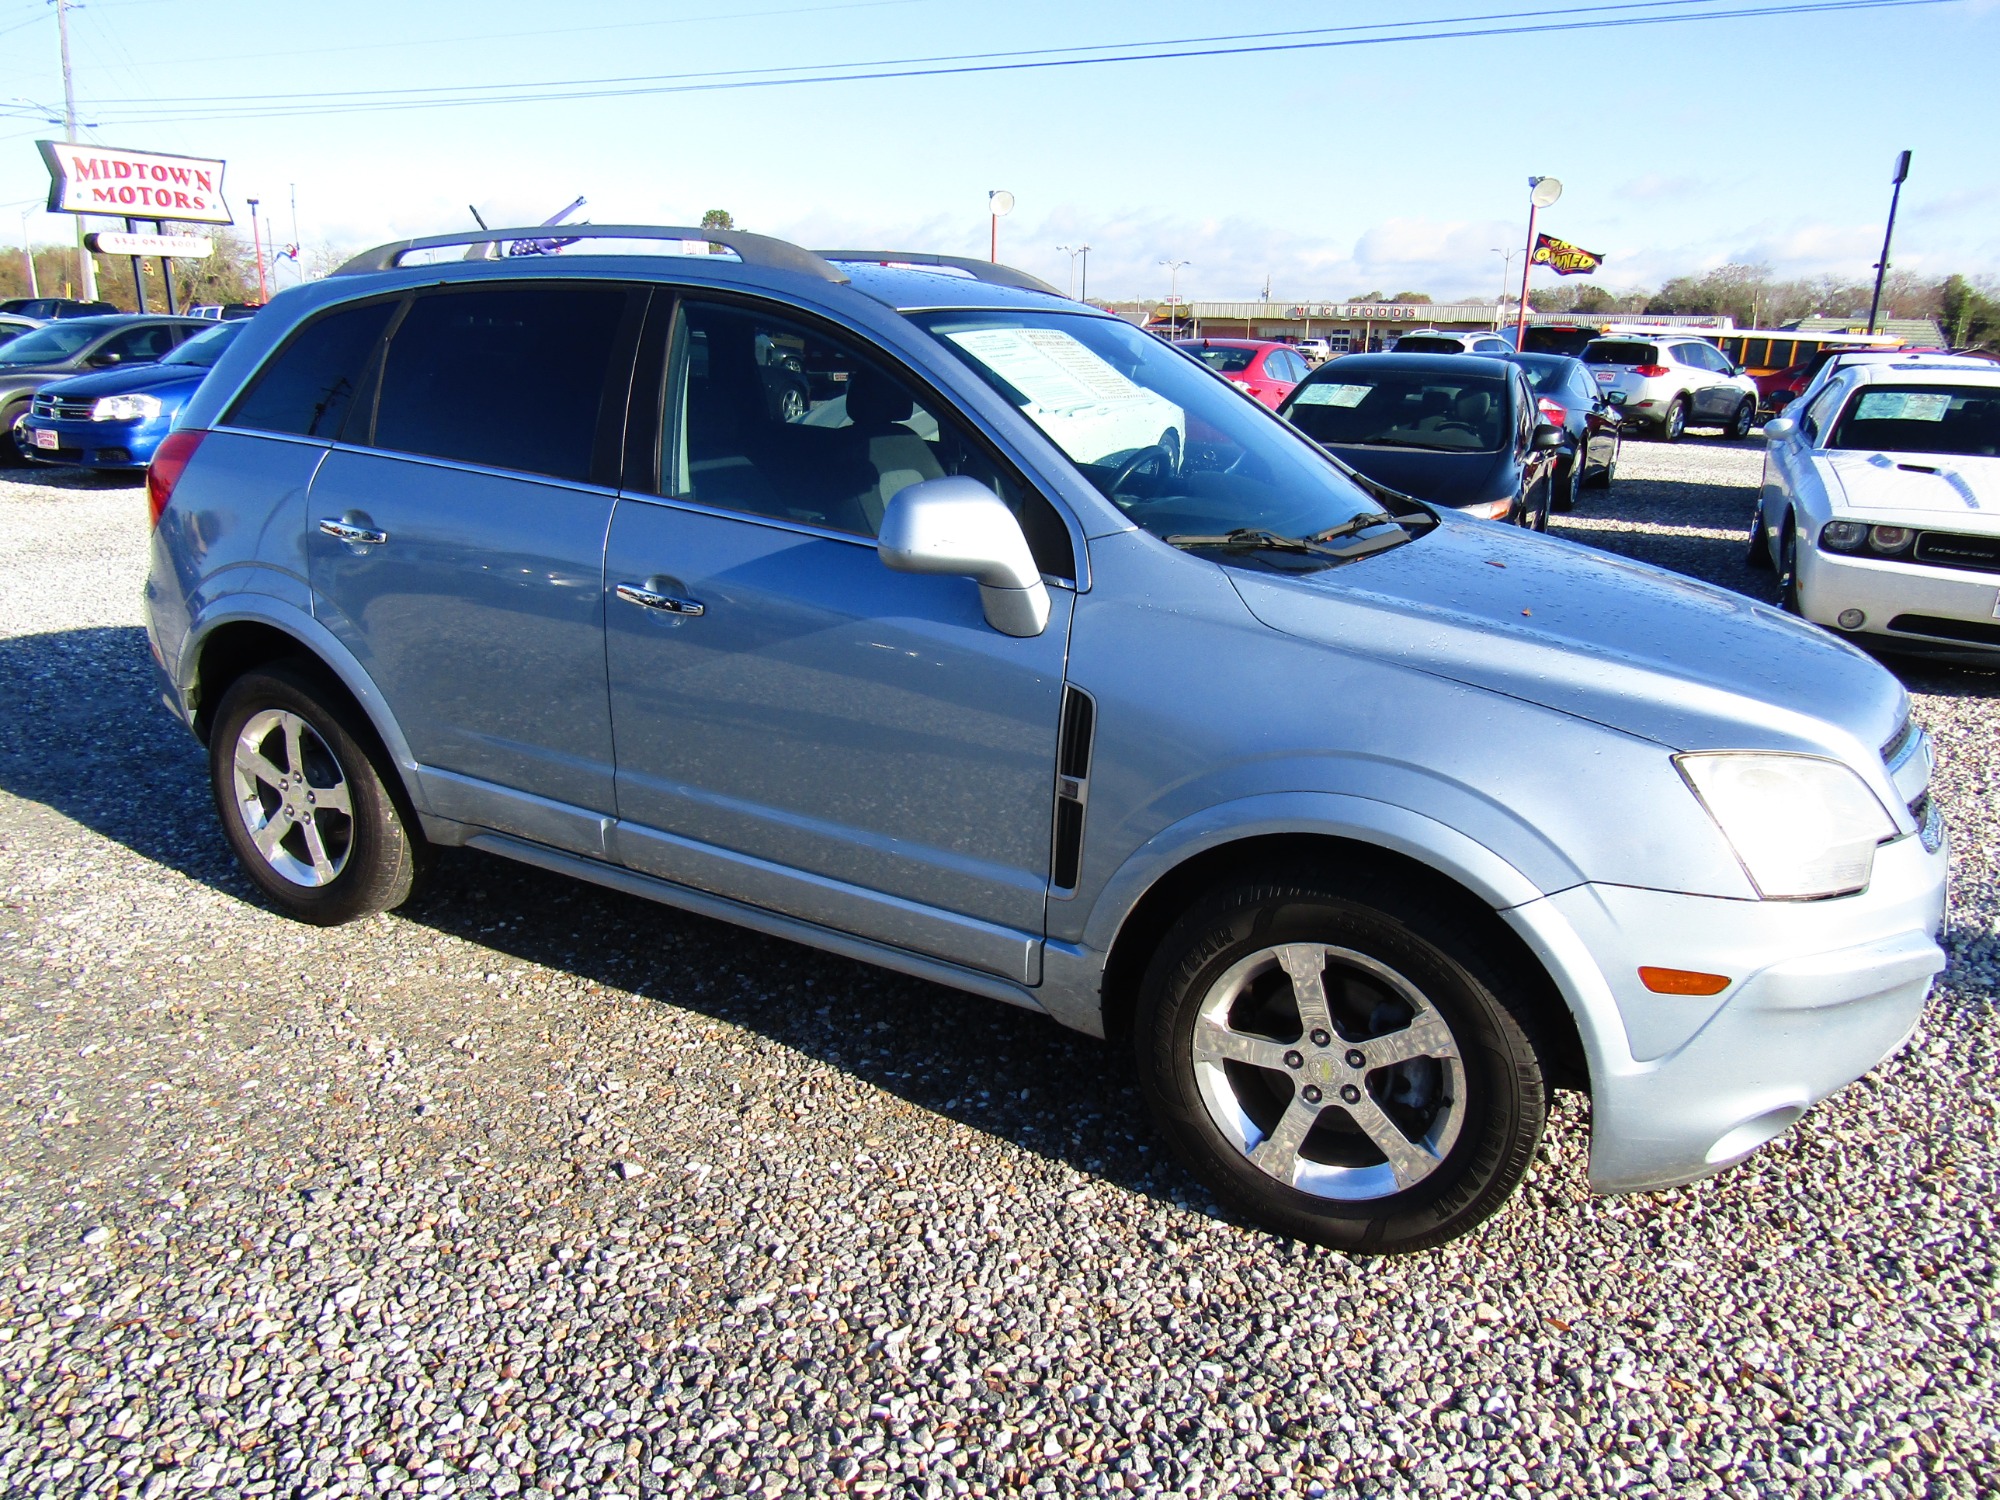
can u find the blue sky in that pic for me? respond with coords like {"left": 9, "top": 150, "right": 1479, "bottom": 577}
{"left": 2, "top": 0, "right": 1994, "bottom": 305}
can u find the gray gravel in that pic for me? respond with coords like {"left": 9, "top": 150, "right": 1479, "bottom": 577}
{"left": 1, "top": 443, "right": 1995, "bottom": 1500}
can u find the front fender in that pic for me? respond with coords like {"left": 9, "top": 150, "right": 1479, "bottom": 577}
{"left": 178, "top": 595, "right": 430, "bottom": 816}
{"left": 1078, "top": 789, "right": 1548, "bottom": 964}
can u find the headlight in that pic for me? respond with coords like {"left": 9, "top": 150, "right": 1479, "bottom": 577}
{"left": 91, "top": 393, "right": 162, "bottom": 422}
{"left": 1676, "top": 752, "right": 1897, "bottom": 899}
{"left": 1819, "top": 520, "right": 1866, "bottom": 552}
{"left": 1867, "top": 525, "right": 1913, "bottom": 554}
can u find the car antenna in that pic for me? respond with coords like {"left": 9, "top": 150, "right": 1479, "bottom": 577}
{"left": 468, "top": 206, "right": 489, "bottom": 230}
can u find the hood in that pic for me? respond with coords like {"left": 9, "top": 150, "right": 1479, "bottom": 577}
{"left": 34, "top": 361, "right": 205, "bottom": 399}
{"left": 1323, "top": 445, "right": 1510, "bottom": 508}
{"left": 1227, "top": 513, "right": 1906, "bottom": 761}
{"left": 1821, "top": 450, "right": 1998, "bottom": 524}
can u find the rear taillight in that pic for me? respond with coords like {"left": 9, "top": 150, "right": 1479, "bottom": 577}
{"left": 1537, "top": 398, "right": 1567, "bottom": 423}
{"left": 147, "top": 429, "right": 206, "bottom": 527}
{"left": 1632, "top": 364, "right": 1670, "bottom": 378}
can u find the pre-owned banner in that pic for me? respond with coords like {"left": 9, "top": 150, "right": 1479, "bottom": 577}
{"left": 39, "top": 141, "right": 232, "bottom": 225}
{"left": 1531, "top": 233, "right": 1604, "bottom": 277}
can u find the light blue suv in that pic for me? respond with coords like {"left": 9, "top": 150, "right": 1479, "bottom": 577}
{"left": 143, "top": 226, "right": 1948, "bottom": 1252}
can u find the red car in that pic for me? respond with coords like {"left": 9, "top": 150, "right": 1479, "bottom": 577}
{"left": 1174, "top": 338, "right": 1308, "bottom": 408}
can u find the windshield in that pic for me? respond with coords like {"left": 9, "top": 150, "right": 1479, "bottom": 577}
{"left": 1284, "top": 368, "right": 1509, "bottom": 453}
{"left": 1179, "top": 343, "right": 1257, "bottom": 374}
{"left": 1828, "top": 385, "right": 2000, "bottom": 457}
{"left": 161, "top": 320, "right": 242, "bottom": 367}
{"left": 0, "top": 323, "right": 96, "bottom": 365}
{"left": 1583, "top": 341, "right": 1656, "bottom": 367}
{"left": 914, "top": 309, "right": 1399, "bottom": 545}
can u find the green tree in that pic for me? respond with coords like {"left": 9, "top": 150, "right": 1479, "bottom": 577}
{"left": 701, "top": 209, "right": 735, "bottom": 255}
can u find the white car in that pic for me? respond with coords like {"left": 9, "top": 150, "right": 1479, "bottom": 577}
{"left": 1752, "top": 360, "right": 2000, "bottom": 654}
{"left": 1783, "top": 349, "right": 1995, "bottom": 419}
{"left": 1582, "top": 334, "right": 1762, "bottom": 441}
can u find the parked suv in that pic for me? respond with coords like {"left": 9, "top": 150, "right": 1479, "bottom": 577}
{"left": 1581, "top": 335, "right": 1761, "bottom": 440}
{"left": 145, "top": 226, "right": 1946, "bottom": 1253}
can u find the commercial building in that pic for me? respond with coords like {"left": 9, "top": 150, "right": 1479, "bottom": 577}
{"left": 1150, "top": 301, "right": 1731, "bottom": 350}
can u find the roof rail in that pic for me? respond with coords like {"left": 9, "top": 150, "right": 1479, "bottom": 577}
{"left": 815, "top": 251, "right": 1061, "bottom": 297}
{"left": 333, "top": 225, "right": 848, "bottom": 282}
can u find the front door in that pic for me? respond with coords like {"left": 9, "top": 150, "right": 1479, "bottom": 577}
{"left": 306, "top": 281, "right": 640, "bottom": 852}
{"left": 603, "top": 296, "right": 1076, "bottom": 982}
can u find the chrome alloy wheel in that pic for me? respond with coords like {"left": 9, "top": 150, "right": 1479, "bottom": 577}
{"left": 1190, "top": 943, "right": 1466, "bottom": 1201}
{"left": 230, "top": 709, "right": 355, "bottom": 887}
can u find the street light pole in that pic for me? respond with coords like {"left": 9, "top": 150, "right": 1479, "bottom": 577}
{"left": 1515, "top": 176, "right": 1562, "bottom": 350}
{"left": 1490, "top": 246, "right": 1518, "bottom": 330}
{"left": 1077, "top": 244, "right": 1090, "bottom": 304}
{"left": 1161, "top": 258, "right": 1191, "bottom": 336}
{"left": 247, "top": 197, "right": 268, "bottom": 304}
{"left": 1866, "top": 150, "right": 1912, "bottom": 337}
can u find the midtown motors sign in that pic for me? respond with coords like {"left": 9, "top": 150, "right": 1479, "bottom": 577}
{"left": 39, "top": 141, "right": 232, "bottom": 225}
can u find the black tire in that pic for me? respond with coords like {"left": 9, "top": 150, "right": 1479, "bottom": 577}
{"left": 1134, "top": 875, "right": 1550, "bottom": 1254}
{"left": 1777, "top": 515, "right": 1802, "bottom": 613}
{"left": 1659, "top": 397, "right": 1687, "bottom": 443}
{"left": 1746, "top": 501, "right": 1773, "bottom": 569}
{"left": 1513, "top": 480, "right": 1549, "bottom": 533}
{"left": 208, "top": 663, "right": 424, "bottom": 925}
{"left": 1552, "top": 456, "right": 1579, "bottom": 514}
{"left": 1584, "top": 435, "right": 1617, "bottom": 490}
{"left": 1728, "top": 399, "right": 1756, "bottom": 441}
{"left": 0, "top": 400, "right": 29, "bottom": 468}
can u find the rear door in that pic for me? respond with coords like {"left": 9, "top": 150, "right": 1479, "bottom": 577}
{"left": 305, "top": 281, "right": 643, "bottom": 855}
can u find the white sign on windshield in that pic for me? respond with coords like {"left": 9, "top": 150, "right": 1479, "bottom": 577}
{"left": 946, "top": 326, "right": 1184, "bottom": 465}
{"left": 1854, "top": 391, "right": 1952, "bottom": 422}
{"left": 1292, "top": 383, "right": 1371, "bottom": 408}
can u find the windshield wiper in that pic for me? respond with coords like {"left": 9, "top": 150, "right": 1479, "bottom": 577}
{"left": 1164, "top": 520, "right": 1408, "bottom": 560}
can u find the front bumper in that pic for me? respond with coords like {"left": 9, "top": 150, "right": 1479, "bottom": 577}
{"left": 1505, "top": 828, "right": 1948, "bottom": 1194}
{"left": 17, "top": 415, "right": 164, "bottom": 469}
{"left": 1798, "top": 542, "right": 2000, "bottom": 652}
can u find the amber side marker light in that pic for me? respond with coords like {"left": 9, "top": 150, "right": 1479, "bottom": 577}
{"left": 1638, "top": 967, "right": 1732, "bottom": 996}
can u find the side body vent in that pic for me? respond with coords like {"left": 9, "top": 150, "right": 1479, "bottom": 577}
{"left": 1051, "top": 686, "right": 1096, "bottom": 894}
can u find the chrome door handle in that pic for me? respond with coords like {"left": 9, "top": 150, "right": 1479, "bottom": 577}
{"left": 616, "top": 582, "right": 705, "bottom": 617}
{"left": 319, "top": 518, "right": 388, "bottom": 545}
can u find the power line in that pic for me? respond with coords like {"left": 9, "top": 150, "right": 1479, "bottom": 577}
{"left": 78, "top": 0, "right": 1962, "bottom": 127}
{"left": 73, "top": 0, "right": 1749, "bottom": 107}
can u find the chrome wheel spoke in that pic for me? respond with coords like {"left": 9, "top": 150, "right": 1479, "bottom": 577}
{"left": 251, "top": 807, "right": 294, "bottom": 862}
{"left": 1192, "top": 1019, "right": 1293, "bottom": 1072}
{"left": 1344, "top": 1092, "right": 1439, "bottom": 1191}
{"left": 234, "top": 746, "right": 288, "bottom": 794}
{"left": 1276, "top": 944, "right": 1334, "bottom": 1035}
{"left": 283, "top": 717, "right": 309, "bottom": 782}
{"left": 1362, "top": 1009, "right": 1458, "bottom": 1069}
{"left": 298, "top": 813, "right": 337, "bottom": 884}
{"left": 1248, "top": 1092, "right": 1321, "bottom": 1182}
{"left": 313, "top": 777, "right": 352, "bottom": 816}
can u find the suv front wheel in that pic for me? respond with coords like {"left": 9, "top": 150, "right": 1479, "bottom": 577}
{"left": 208, "top": 664, "right": 425, "bottom": 925}
{"left": 1135, "top": 875, "right": 1549, "bottom": 1253}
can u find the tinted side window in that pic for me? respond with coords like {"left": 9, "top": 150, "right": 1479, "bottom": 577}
{"left": 101, "top": 324, "right": 178, "bottom": 363}
{"left": 1802, "top": 383, "right": 1844, "bottom": 441}
{"left": 226, "top": 300, "right": 396, "bottom": 438}
{"left": 372, "top": 285, "right": 626, "bottom": 483}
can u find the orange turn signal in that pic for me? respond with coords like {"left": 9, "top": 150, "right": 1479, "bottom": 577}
{"left": 1638, "top": 966, "right": 1732, "bottom": 996}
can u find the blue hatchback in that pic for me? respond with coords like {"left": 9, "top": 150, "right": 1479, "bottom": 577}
{"left": 20, "top": 319, "right": 245, "bottom": 471}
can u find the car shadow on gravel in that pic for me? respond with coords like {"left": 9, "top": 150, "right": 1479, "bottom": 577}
{"left": 0, "top": 625, "right": 1199, "bottom": 1217}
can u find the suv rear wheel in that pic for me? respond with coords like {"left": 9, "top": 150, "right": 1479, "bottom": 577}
{"left": 1659, "top": 397, "right": 1687, "bottom": 443}
{"left": 1728, "top": 399, "right": 1756, "bottom": 441}
{"left": 1135, "top": 876, "right": 1549, "bottom": 1253}
{"left": 209, "top": 664, "right": 424, "bottom": 925}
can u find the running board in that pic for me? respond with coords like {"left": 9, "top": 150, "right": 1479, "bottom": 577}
{"left": 464, "top": 832, "right": 1048, "bottom": 1016}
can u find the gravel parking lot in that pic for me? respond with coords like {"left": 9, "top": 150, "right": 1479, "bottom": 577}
{"left": 1, "top": 437, "right": 1995, "bottom": 1499}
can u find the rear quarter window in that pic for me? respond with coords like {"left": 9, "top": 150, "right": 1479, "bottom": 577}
{"left": 225, "top": 300, "right": 398, "bottom": 439}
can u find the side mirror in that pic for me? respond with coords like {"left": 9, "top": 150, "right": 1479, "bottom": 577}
{"left": 1532, "top": 422, "right": 1566, "bottom": 451}
{"left": 1763, "top": 417, "right": 1797, "bottom": 442}
{"left": 877, "top": 476, "right": 1051, "bottom": 638}
{"left": 89, "top": 351, "right": 122, "bottom": 367}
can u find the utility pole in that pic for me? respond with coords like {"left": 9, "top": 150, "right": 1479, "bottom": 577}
{"left": 55, "top": 0, "right": 96, "bottom": 300}
{"left": 1161, "top": 258, "right": 1190, "bottom": 336}
{"left": 19, "top": 212, "right": 38, "bottom": 298}
{"left": 247, "top": 197, "right": 268, "bottom": 303}
{"left": 1866, "top": 151, "right": 1911, "bottom": 337}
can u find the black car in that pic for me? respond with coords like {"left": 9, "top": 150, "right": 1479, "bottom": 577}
{"left": 1503, "top": 351, "right": 1621, "bottom": 511}
{"left": 0, "top": 296, "right": 119, "bottom": 319}
{"left": 1276, "top": 352, "right": 1566, "bottom": 530}
{"left": 0, "top": 314, "right": 209, "bottom": 465}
